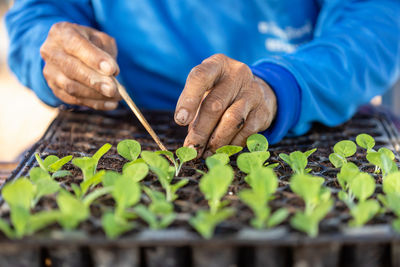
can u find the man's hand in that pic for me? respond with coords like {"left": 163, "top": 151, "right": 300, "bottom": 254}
{"left": 175, "top": 54, "right": 277, "bottom": 158}
{"left": 40, "top": 22, "right": 121, "bottom": 110}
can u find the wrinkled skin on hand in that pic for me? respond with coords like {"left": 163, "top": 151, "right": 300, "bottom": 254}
{"left": 40, "top": 22, "right": 121, "bottom": 110}
{"left": 175, "top": 54, "right": 277, "bottom": 158}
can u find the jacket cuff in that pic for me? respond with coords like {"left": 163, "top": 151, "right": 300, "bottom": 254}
{"left": 250, "top": 62, "right": 301, "bottom": 144}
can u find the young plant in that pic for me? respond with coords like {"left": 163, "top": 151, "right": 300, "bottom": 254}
{"left": 378, "top": 172, "right": 400, "bottom": 232}
{"left": 356, "top": 133, "right": 375, "bottom": 152}
{"left": 205, "top": 153, "right": 230, "bottom": 169}
{"left": 346, "top": 173, "right": 380, "bottom": 227}
{"left": 239, "top": 167, "right": 288, "bottom": 229}
{"left": 1, "top": 178, "right": 60, "bottom": 238}
{"left": 289, "top": 174, "right": 333, "bottom": 237}
{"left": 189, "top": 207, "right": 235, "bottom": 239}
{"left": 199, "top": 164, "right": 234, "bottom": 214}
{"left": 216, "top": 145, "right": 243, "bottom": 157}
{"left": 102, "top": 212, "right": 134, "bottom": 239}
{"left": 28, "top": 167, "right": 60, "bottom": 206}
{"left": 35, "top": 153, "right": 73, "bottom": 178}
{"left": 366, "top": 147, "right": 397, "bottom": 176}
{"left": 101, "top": 171, "right": 142, "bottom": 238}
{"left": 236, "top": 134, "right": 275, "bottom": 174}
{"left": 111, "top": 174, "right": 141, "bottom": 218}
{"left": 156, "top": 146, "right": 197, "bottom": 176}
{"left": 117, "top": 139, "right": 141, "bottom": 162}
{"left": 190, "top": 164, "right": 235, "bottom": 238}
{"left": 134, "top": 187, "right": 176, "bottom": 230}
{"left": 72, "top": 143, "right": 111, "bottom": 181}
{"left": 141, "top": 151, "right": 188, "bottom": 201}
{"left": 71, "top": 170, "right": 106, "bottom": 199}
{"left": 57, "top": 186, "right": 112, "bottom": 231}
{"left": 329, "top": 140, "right": 356, "bottom": 168}
{"left": 279, "top": 149, "right": 317, "bottom": 174}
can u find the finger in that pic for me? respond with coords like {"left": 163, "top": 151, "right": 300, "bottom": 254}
{"left": 203, "top": 98, "right": 253, "bottom": 157}
{"left": 183, "top": 76, "right": 241, "bottom": 156}
{"left": 86, "top": 28, "right": 120, "bottom": 75}
{"left": 49, "top": 64, "right": 120, "bottom": 101}
{"left": 49, "top": 51, "right": 117, "bottom": 98}
{"left": 175, "top": 54, "right": 225, "bottom": 126}
{"left": 52, "top": 85, "right": 118, "bottom": 111}
{"left": 54, "top": 23, "right": 118, "bottom": 76}
{"left": 231, "top": 109, "right": 272, "bottom": 147}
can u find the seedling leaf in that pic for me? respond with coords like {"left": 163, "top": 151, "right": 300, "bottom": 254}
{"left": 383, "top": 172, "right": 400, "bottom": 194}
{"left": 102, "top": 212, "right": 134, "bottom": 239}
{"left": 333, "top": 140, "right": 357, "bottom": 158}
{"left": 246, "top": 134, "right": 268, "bottom": 152}
{"left": 349, "top": 199, "right": 380, "bottom": 227}
{"left": 205, "top": 153, "right": 229, "bottom": 169}
{"left": 349, "top": 173, "right": 376, "bottom": 202}
{"left": 176, "top": 147, "right": 197, "bottom": 164}
{"left": 199, "top": 164, "right": 234, "bottom": 214}
{"left": 189, "top": 208, "right": 234, "bottom": 239}
{"left": 117, "top": 139, "right": 141, "bottom": 161}
{"left": 216, "top": 145, "right": 243, "bottom": 157}
{"left": 123, "top": 162, "right": 149, "bottom": 182}
{"left": 356, "top": 134, "right": 375, "bottom": 151}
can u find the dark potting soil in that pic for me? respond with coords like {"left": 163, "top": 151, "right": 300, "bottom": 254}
{"left": 3, "top": 106, "right": 400, "bottom": 238}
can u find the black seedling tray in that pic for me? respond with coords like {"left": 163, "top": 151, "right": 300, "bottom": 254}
{"left": 2, "top": 105, "right": 400, "bottom": 267}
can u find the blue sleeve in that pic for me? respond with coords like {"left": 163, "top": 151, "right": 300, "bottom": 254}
{"left": 251, "top": 0, "right": 400, "bottom": 142}
{"left": 5, "top": 0, "right": 96, "bottom": 106}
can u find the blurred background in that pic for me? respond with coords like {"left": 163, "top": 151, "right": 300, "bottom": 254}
{"left": 0, "top": 1, "right": 57, "bottom": 178}
{"left": 0, "top": 1, "right": 399, "bottom": 173}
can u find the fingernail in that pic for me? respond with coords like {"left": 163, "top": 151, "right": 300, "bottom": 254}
{"left": 105, "top": 101, "right": 118, "bottom": 110}
{"left": 176, "top": 109, "right": 189, "bottom": 125}
{"left": 203, "top": 150, "right": 213, "bottom": 158}
{"left": 101, "top": 83, "right": 115, "bottom": 97}
{"left": 99, "top": 61, "right": 113, "bottom": 74}
{"left": 188, "top": 144, "right": 195, "bottom": 149}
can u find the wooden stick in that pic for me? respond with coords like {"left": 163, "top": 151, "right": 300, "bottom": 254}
{"left": 113, "top": 78, "right": 169, "bottom": 152}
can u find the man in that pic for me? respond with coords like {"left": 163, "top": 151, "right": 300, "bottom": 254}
{"left": 5, "top": 1, "right": 400, "bottom": 157}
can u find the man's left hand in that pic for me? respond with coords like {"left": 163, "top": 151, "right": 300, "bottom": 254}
{"left": 174, "top": 54, "right": 277, "bottom": 158}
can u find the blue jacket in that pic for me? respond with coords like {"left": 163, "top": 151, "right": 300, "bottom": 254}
{"left": 5, "top": 0, "right": 400, "bottom": 144}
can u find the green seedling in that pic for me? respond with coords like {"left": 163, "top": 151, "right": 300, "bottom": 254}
{"left": 156, "top": 146, "right": 197, "bottom": 176}
{"left": 102, "top": 212, "right": 134, "bottom": 239}
{"left": 378, "top": 172, "right": 400, "bottom": 232}
{"left": 72, "top": 143, "right": 111, "bottom": 180}
{"left": 216, "top": 145, "right": 243, "bottom": 157}
{"left": 329, "top": 140, "right": 356, "bottom": 168}
{"left": 199, "top": 164, "right": 234, "bottom": 214}
{"left": 190, "top": 207, "right": 235, "bottom": 239}
{"left": 57, "top": 190, "right": 89, "bottom": 230}
{"left": 279, "top": 149, "right": 316, "bottom": 174}
{"left": 142, "top": 151, "right": 188, "bottom": 201}
{"left": 29, "top": 167, "right": 60, "bottom": 206}
{"left": 205, "top": 153, "right": 230, "bottom": 170}
{"left": 57, "top": 186, "right": 111, "bottom": 231}
{"left": 366, "top": 147, "right": 397, "bottom": 176}
{"left": 246, "top": 133, "right": 269, "bottom": 152}
{"left": 289, "top": 174, "right": 333, "bottom": 237}
{"left": 117, "top": 139, "right": 141, "bottom": 162}
{"left": 356, "top": 133, "right": 375, "bottom": 152}
{"left": 236, "top": 134, "right": 275, "bottom": 173}
{"left": 72, "top": 170, "right": 106, "bottom": 199}
{"left": 35, "top": 153, "right": 73, "bottom": 178}
{"left": 1, "top": 178, "right": 60, "bottom": 238}
{"left": 102, "top": 163, "right": 149, "bottom": 188}
{"left": 134, "top": 187, "right": 176, "bottom": 230}
{"left": 111, "top": 174, "right": 141, "bottom": 217}
{"left": 239, "top": 168, "right": 288, "bottom": 228}
{"left": 345, "top": 173, "right": 379, "bottom": 227}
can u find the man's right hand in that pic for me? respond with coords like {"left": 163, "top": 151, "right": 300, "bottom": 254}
{"left": 40, "top": 22, "right": 121, "bottom": 110}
